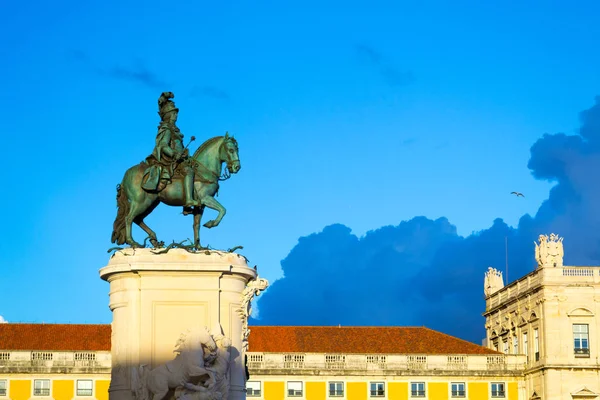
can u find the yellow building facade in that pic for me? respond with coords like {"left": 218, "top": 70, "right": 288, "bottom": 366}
{"left": 1, "top": 324, "right": 526, "bottom": 400}
{"left": 244, "top": 326, "right": 525, "bottom": 400}
{"left": 0, "top": 324, "right": 111, "bottom": 400}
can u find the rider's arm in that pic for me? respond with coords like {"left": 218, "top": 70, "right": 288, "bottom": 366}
{"left": 158, "top": 129, "right": 177, "bottom": 157}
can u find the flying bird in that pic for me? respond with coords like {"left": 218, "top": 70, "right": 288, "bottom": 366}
{"left": 511, "top": 192, "right": 524, "bottom": 197}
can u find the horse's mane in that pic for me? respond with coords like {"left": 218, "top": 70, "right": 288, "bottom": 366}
{"left": 193, "top": 136, "right": 224, "bottom": 159}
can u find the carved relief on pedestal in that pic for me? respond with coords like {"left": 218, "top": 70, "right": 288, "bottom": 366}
{"left": 131, "top": 324, "right": 232, "bottom": 400}
{"left": 535, "top": 233, "right": 564, "bottom": 268}
{"left": 484, "top": 267, "right": 504, "bottom": 297}
{"left": 237, "top": 277, "right": 269, "bottom": 353}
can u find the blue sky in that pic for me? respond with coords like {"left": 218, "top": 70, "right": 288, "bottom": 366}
{"left": 2, "top": 1, "right": 600, "bottom": 341}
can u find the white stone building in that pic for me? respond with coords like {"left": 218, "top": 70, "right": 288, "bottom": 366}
{"left": 484, "top": 233, "right": 600, "bottom": 399}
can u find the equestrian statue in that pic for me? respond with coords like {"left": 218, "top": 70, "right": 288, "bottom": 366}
{"left": 111, "top": 92, "right": 241, "bottom": 249}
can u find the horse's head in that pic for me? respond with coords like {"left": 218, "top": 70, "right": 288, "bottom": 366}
{"left": 175, "top": 327, "right": 216, "bottom": 354}
{"left": 220, "top": 133, "right": 240, "bottom": 174}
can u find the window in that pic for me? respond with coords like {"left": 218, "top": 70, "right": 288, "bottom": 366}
{"left": 0, "top": 380, "right": 6, "bottom": 397}
{"left": 491, "top": 383, "right": 505, "bottom": 398}
{"left": 534, "top": 328, "right": 539, "bottom": 361}
{"left": 410, "top": 382, "right": 425, "bottom": 397}
{"left": 34, "top": 380, "right": 50, "bottom": 396}
{"left": 502, "top": 340, "right": 509, "bottom": 354}
{"left": 512, "top": 336, "right": 518, "bottom": 354}
{"left": 573, "top": 324, "right": 590, "bottom": 356}
{"left": 287, "top": 382, "right": 302, "bottom": 397}
{"left": 370, "top": 382, "right": 385, "bottom": 397}
{"left": 523, "top": 332, "right": 528, "bottom": 362}
{"left": 329, "top": 382, "right": 343, "bottom": 397}
{"left": 246, "top": 381, "right": 261, "bottom": 397}
{"left": 76, "top": 380, "right": 93, "bottom": 397}
{"left": 451, "top": 382, "right": 465, "bottom": 398}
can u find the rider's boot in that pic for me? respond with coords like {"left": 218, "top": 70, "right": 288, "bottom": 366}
{"left": 184, "top": 173, "right": 200, "bottom": 208}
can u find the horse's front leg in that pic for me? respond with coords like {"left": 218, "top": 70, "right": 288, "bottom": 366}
{"left": 193, "top": 206, "right": 205, "bottom": 248}
{"left": 201, "top": 196, "right": 226, "bottom": 229}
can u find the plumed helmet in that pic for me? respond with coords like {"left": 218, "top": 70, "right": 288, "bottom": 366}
{"left": 158, "top": 91, "right": 179, "bottom": 120}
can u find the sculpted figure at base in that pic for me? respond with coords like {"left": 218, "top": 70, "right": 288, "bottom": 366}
{"left": 175, "top": 328, "right": 232, "bottom": 400}
{"left": 133, "top": 325, "right": 232, "bottom": 400}
{"left": 111, "top": 92, "right": 241, "bottom": 249}
{"left": 237, "top": 277, "right": 269, "bottom": 352}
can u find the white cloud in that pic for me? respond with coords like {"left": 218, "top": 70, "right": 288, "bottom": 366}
{"left": 0, "top": 315, "right": 7, "bottom": 323}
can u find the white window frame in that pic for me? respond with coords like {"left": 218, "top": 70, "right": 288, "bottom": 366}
{"left": 450, "top": 382, "right": 465, "bottom": 398}
{"left": 328, "top": 382, "right": 344, "bottom": 397}
{"left": 573, "top": 324, "right": 590, "bottom": 356}
{"left": 410, "top": 382, "right": 425, "bottom": 398}
{"left": 0, "top": 380, "right": 7, "bottom": 397}
{"left": 246, "top": 381, "right": 261, "bottom": 397}
{"left": 523, "top": 332, "right": 528, "bottom": 362}
{"left": 491, "top": 382, "right": 506, "bottom": 398}
{"left": 287, "top": 381, "right": 303, "bottom": 397}
{"left": 33, "top": 380, "right": 51, "bottom": 397}
{"left": 76, "top": 380, "right": 93, "bottom": 397}
{"left": 534, "top": 328, "right": 540, "bottom": 361}
{"left": 369, "top": 382, "right": 385, "bottom": 398}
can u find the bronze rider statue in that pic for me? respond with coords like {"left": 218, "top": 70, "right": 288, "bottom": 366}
{"left": 142, "top": 92, "right": 200, "bottom": 207}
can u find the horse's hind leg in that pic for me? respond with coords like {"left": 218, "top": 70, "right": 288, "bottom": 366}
{"left": 135, "top": 200, "right": 161, "bottom": 247}
{"left": 125, "top": 193, "right": 156, "bottom": 248}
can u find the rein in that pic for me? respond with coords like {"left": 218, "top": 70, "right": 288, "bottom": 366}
{"left": 190, "top": 159, "right": 232, "bottom": 184}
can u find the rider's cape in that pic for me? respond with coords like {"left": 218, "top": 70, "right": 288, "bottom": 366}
{"left": 141, "top": 164, "right": 162, "bottom": 191}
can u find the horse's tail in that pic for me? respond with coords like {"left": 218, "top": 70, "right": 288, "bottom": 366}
{"left": 111, "top": 182, "right": 129, "bottom": 245}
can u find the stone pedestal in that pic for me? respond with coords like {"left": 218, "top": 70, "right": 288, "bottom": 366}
{"left": 99, "top": 249, "right": 256, "bottom": 400}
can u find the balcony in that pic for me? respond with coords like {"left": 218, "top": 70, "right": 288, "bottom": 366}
{"left": 575, "top": 348, "right": 590, "bottom": 358}
{"left": 246, "top": 353, "right": 526, "bottom": 376}
{"left": 0, "top": 351, "right": 111, "bottom": 373}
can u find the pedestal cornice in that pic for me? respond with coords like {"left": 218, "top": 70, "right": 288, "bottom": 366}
{"left": 99, "top": 248, "right": 256, "bottom": 282}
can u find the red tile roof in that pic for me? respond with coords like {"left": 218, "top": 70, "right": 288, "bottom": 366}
{"left": 247, "top": 326, "right": 500, "bottom": 354}
{"left": 0, "top": 324, "right": 111, "bottom": 351}
{"left": 0, "top": 324, "right": 498, "bottom": 355}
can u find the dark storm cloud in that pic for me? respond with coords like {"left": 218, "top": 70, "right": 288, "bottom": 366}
{"left": 190, "top": 85, "right": 230, "bottom": 101}
{"left": 252, "top": 97, "right": 600, "bottom": 344}
{"left": 355, "top": 44, "right": 415, "bottom": 87}
{"left": 107, "top": 64, "right": 167, "bottom": 90}
{"left": 68, "top": 50, "right": 168, "bottom": 90}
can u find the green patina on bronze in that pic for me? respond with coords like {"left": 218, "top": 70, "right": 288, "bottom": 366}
{"left": 111, "top": 92, "right": 241, "bottom": 249}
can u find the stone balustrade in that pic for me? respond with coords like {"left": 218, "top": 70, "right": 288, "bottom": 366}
{"left": 246, "top": 353, "right": 526, "bottom": 376}
{"left": 0, "top": 351, "right": 111, "bottom": 373}
{"left": 486, "top": 266, "right": 600, "bottom": 310}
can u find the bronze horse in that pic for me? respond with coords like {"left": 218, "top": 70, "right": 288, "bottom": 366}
{"left": 111, "top": 134, "right": 240, "bottom": 248}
